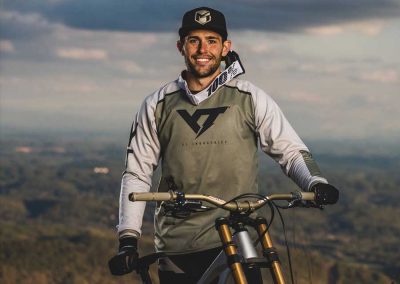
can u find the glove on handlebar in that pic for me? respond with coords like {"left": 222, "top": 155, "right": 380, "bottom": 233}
{"left": 108, "top": 237, "right": 139, "bottom": 276}
{"left": 311, "top": 183, "right": 339, "bottom": 205}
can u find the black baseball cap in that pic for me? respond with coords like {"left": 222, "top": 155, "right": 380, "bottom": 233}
{"left": 179, "top": 7, "right": 228, "bottom": 41}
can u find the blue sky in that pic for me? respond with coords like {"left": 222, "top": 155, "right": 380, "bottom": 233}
{"left": 1, "top": 0, "right": 399, "bottom": 141}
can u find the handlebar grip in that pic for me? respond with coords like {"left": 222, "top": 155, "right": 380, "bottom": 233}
{"left": 129, "top": 192, "right": 174, "bottom": 202}
{"left": 300, "top": 191, "right": 315, "bottom": 201}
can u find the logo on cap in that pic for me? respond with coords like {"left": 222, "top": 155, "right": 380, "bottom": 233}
{"left": 195, "top": 10, "right": 211, "bottom": 25}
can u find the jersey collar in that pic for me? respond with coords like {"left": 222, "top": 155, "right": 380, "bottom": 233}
{"left": 178, "top": 59, "right": 245, "bottom": 105}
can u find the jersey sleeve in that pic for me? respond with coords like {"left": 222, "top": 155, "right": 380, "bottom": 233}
{"left": 250, "top": 83, "right": 328, "bottom": 190}
{"left": 117, "top": 93, "right": 161, "bottom": 235}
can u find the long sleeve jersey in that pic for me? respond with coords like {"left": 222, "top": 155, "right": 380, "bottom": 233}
{"left": 118, "top": 67, "right": 327, "bottom": 254}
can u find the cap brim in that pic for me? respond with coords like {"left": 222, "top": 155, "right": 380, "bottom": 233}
{"left": 179, "top": 26, "right": 227, "bottom": 40}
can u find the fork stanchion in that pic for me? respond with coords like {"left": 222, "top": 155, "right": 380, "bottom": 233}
{"left": 255, "top": 217, "right": 286, "bottom": 284}
{"left": 215, "top": 217, "right": 248, "bottom": 284}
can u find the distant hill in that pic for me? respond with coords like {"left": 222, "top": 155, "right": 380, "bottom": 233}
{"left": 0, "top": 135, "right": 399, "bottom": 283}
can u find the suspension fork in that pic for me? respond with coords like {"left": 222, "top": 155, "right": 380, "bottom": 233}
{"left": 215, "top": 217, "right": 248, "bottom": 284}
{"left": 255, "top": 217, "right": 286, "bottom": 284}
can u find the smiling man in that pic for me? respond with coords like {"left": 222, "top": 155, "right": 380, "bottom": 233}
{"left": 109, "top": 7, "right": 338, "bottom": 283}
{"left": 178, "top": 30, "right": 230, "bottom": 85}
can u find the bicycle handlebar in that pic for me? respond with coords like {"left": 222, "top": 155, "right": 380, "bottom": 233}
{"left": 128, "top": 190, "right": 315, "bottom": 213}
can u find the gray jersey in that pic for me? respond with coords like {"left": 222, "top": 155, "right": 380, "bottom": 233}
{"left": 118, "top": 71, "right": 327, "bottom": 254}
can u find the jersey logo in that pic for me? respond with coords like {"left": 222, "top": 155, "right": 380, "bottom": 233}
{"left": 177, "top": 107, "right": 229, "bottom": 138}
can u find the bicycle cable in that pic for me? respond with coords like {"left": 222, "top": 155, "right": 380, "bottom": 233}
{"left": 273, "top": 202, "right": 295, "bottom": 284}
{"left": 253, "top": 198, "right": 275, "bottom": 247}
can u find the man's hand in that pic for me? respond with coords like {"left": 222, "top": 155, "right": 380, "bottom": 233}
{"left": 311, "top": 183, "right": 339, "bottom": 205}
{"left": 108, "top": 237, "right": 139, "bottom": 276}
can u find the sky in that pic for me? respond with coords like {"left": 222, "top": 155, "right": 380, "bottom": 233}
{"left": 1, "top": 0, "right": 399, "bottom": 142}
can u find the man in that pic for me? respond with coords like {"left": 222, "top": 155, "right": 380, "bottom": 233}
{"left": 109, "top": 6, "right": 339, "bottom": 283}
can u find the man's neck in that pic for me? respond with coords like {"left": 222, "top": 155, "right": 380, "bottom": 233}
{"left": 184, "top": 70, "right": 221, "bottom": 93}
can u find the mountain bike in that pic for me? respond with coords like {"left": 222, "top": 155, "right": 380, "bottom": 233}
{"left": 128, "top": 188, "right": 336, "bottom": 284}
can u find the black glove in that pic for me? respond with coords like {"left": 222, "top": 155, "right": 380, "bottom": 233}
{"left": 108, "top": 237, "right": 139, "bottom": 276}
{"left": 311, "top": 183, "right": 339, "bottom": 205}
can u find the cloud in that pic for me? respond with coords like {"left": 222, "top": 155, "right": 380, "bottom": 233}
{"left": 305, "top": 20, "right": 386, "bottom": 36}
{"left": 56, "top": 48, "right": 108, "bottom": 60}
{"left": 296, "top": 63, "right": 344, "bottom": 75}
{"left": 117, "top": 61, "right": 143, "bottom": 75}
{"left": 285, "top": 90, "right": 328, "bottom": 105}
{"left": 2, "top": 0, "right": 400, "bottom": 34}
{"left": 347, "top": 20, "right": 386, "bottom": 36}
{"left": 249, "top": 42, "right": 271, "bottom": 54}
{"left": 111, "top": 33, "right": 158, "bottom": 52}
{"left": 0, "top": 10, "right": 58, "bottom": 40}
{"left": 1, "top": 7, "right": 399, "bottom": 141}
{"left": 0, "top": 40, "right": 15, "bottom": 52}
{"left": 359, "top": 70, "right": 398, "bottom": 83}
{"left": 305, "top": 25, "right": 344, "bottom": 36}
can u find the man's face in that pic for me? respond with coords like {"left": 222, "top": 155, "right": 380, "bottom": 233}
{"left": 179, "top": 30, "right": 231, "bottom": 79}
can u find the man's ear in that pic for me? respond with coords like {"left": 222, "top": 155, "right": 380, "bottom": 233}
{"left": 177, "top": 40, "right": 184, "bottom": 55}
{"left": 222, "top": 40, "right": 232, "bottom": 57}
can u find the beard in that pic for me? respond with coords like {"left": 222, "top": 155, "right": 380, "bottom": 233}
{"left": 185, "top": 54, "right": 223, "bottom": 78}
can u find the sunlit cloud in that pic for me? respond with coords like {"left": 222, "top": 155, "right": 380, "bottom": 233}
{"left": 249, "top": 42, "right": 270, "bottom": 54}
{"left": 64, "top": 82, "right": 100, "bottom": 93}
{"left": 117, "top": 61, "right": 143, "bottom": 75}
{"left": 0, "top": 40, "right": 15, "bottom": 53}
{"left": 360, "top": 70, "right": 398, "bottom": 83}
{"left": 285, "top": 90, "right": 328, "bottom": 105}
{"left": 297, "top": 63, "right": 344, "bottom": 75}
{"left": 346, "top": 20, "right": 386, "bottom": 36}
{"left": 305, "top": 25, "right": 344, "bottom": 36}
{"left": 305, "top": 20, "right": 386, "bottom": 36}
{"left": 112, "top": 33, "right": 158, "bottom": 52}
{"left": 56, "top": 48, "right": 108, "bottom": 61}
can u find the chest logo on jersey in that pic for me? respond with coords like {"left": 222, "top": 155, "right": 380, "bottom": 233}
{"left": 177, "top": 107, "right": 229, "bottom": 138}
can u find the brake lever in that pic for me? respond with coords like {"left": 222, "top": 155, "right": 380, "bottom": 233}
{"left": 287, "top": 199, "right": 324, "bottom": 210}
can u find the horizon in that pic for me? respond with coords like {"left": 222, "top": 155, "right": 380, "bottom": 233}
{"left": 2, "top": 127, "right": 399, "bottom": 159}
